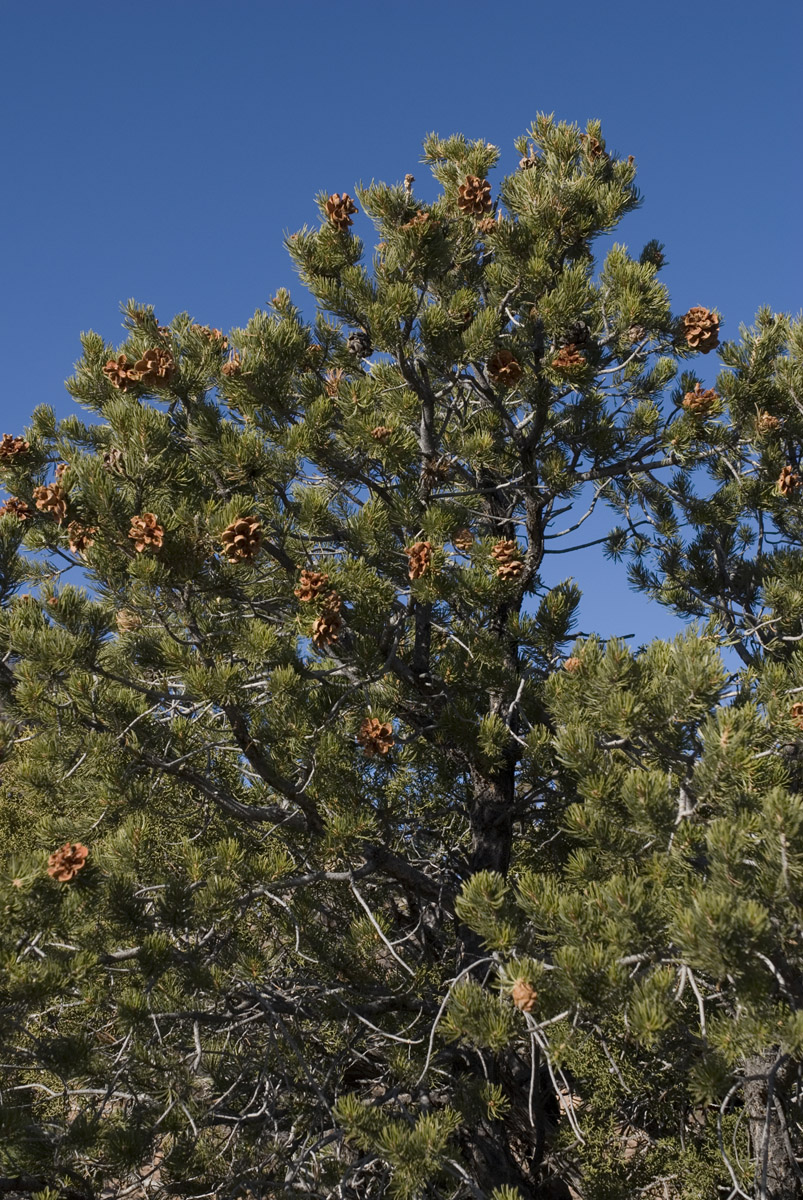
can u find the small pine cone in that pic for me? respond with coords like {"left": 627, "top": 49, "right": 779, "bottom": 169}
{"left": 128, "top": 513, "right": 164, "bottom": 552}
{"left": 683, "top": 307, "right": 720, "bottom": 354}
{"left": 0, "top": 496, "right": 31, "bottom": 520}
{"left": 103, "top": 448, "right": 126, "bottom": 475}
{"left": 756, "top": 412, "right": 780, "bottom": 434}
{"left": 116, "top": 609, "right": 142, "bottom": 632}
{"left": 347, "top": 330, "right": 372, "bottom": 359}
{"left": 47, "top": 842, "right": 89, "bottom": 882}
{"left": 453, "top": 527, "right": 474, "bottom": 552}
{"left": 487, "top": 349, "right": 523, "bottom": 386}
{"left": 511, "top": 979, "right": 538, "bottom": 1012}
{"left": 519, "top": 148, "right": 538, "bottom": 170}
{"left": 682, "top": 383, "right": 719, "bottom": 416}
{"left": 401, "top": 210, "right": 430, "bottom": 230}
{"left": 67, "top": 522, "right": 96, "bottom": 554}
{"left": 103, "top": 354, "right": 138, "bottom": 391}
{"left": 194, "top": 325, "right": 228, "bottom": 351}
{"left": 221, "top": 516, "right": 261, "bottom": 563}
{"left": 791, "top": 703, "right": 803, "bottom": 730}
{"left": 311, "top": 608, "right": 342, "bottom": 647}
{"left": 357, "top": 716, "right": 394, "bottom": 757}
{"left": 457, "top": 175, "right": 492, "bottom": 216}
{"left": 33, "top": 484, "right": 68, "bottom": 524}
{"left": 371, "top": 425, "right": 394, "bottom": 442}
{"left": 558, "top": 320, "right": 591, "bottom": 348}
{"left": 423, "top": 455, "right": 451, "bottom": 482}
{"left": 0, "top": 433, "right": 30, "bottom": 461}
{"left": 294, "top": 569, "right": 330, "bottom": 602}
{"left": 221, "top": 351, "right": 241, "bottom": 377}
{"left": 324, "top": 368, "right": 345, "bottom": 397}
{"left": 627, "top": 324, "right": 647, "bottom": 344}
{"left": 491, "top": 540, "right": 524, "bottom": 579}
{"left": 580, "top": 133, "right": 606, "bottom": 161}
{"left": 405, "top": 540, "right": 432, "bottom": 580}
{"left": 54, "top": 462, "right": 69, "bottom": 483}
{"left": 132, "top": 347, "right": 176, "bottom": 386}
{"left": 551, "top": 344, "right": 586, "bottom": 372}
{"left": 564, "top": 656, "right": 582, "bottom": 673}
{"left": 778, "top": 466, "right": 801, "bottom": 497}
{"left": 325, "top": 192, "right": 359, "bottom": 232}
{"left": 476, "top": 216, "right": 497, "bottom": 235}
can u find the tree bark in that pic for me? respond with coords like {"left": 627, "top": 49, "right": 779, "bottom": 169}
{"left": 744, "top": 1051, "right": 802, "bottom": 1200}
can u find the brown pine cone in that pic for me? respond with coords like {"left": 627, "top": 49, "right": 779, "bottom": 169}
{"left": 371, "top": 425, "right": 394, "bottom": 441}
{"left": 401, "top": 210, "right": 430, "bottom": 230}
{"left": 103, "top": 448, "right": 126, "bottom": 475}
{"left": 519, "top": 149, "right": 538, "bottom": 170}
{"left": 116, "top": 609, "right": 142, "bottom": 632}
{"left": 325, "top": 192, "right": 359, "bottom": 232}
{"left": 193, "top": 325, "right": 228, "bottom": 351}
{"left": 791, "top": 703, "right": 803, "bottom": 730}
{"left": 47, "top": 842, "right": 89, "bottom": 882}
{"left": 294, "top": 569, "right": 330, "bottom": 602}
{"left": 103, "top": 354, "right": 138, "bottom": 391}
{"left": 33, "top": 484, "right": 67, "bottom": 524}
{"left": 778, "top": 466, "right": 801, "bottom": 497}
{"left": 357, "top": 716, "right": 394, "bottom": 757}
{"left": 67, "top": 522, "right": 96, "bottom": 554}
{"left": 564, "top": 656, "right": 582, "bottom": 673}
{"left": 311, "top": 608, "right": 342, "bottom": 647}
{"left": 405, "top": 540, "right": 432, "bottom": 580}
{"left": 491, "top": 540, "right": 524, "bottom": 579}
{"left": 511, "top": 978, "right": 538, "bottom": 1012}
{"left": 683, "top": 307, "right": 720, "bottom": 353}
{"left": 453, "top": 527, "right": 474, "bottom": 552}
{"left": 457, "top": 175, "right": 492, "bottom": 216}
{"left": 487, "top": 349, "right": 523, "bottom": 386}
{"left": 221, "top": 351, "right": 241, "bottom": 377}
{"left": 0, "top": 496, "right": 31, "bottom": 520}
{"left": 324, "top": 368, "right": 345, "bottom": 397}
{"left": 580, "top": 133, "right": 605, "bottom": 161}
{"left": 129, "top": 513, "right": 164, "bottom": 552}
{"left": 627, "top": 324, "right": 647, "bottom": 344}
{"left": 0, "top": 434, "right": 30, "bottom": 461}
{"left": 221, "top": 516, "right": 261, "bottom": 563}
{"left": 476, "top": 216, "right": 497, "bottom": 235}
{"left": 551, "top": 345, "right": 586, "bottom": 372}
{"left": 756, "top": 412, "right": 781, "bottom": 434}
{"left": 132, "top": 347, "right": 176, "bottom": 386}
{"left": 54, "top": 462, "right": 69, "bottom": 483}
{"left": 682, "top": 383, "right": 719, "bottom": 416}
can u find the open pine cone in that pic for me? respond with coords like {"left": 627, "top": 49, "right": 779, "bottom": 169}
{"left": 405, "top": 540, "right": 432, "bottom": 580}
{"left": 132, "top": 347, "right": 176, "bottom": 386}
{"left": 357, "top": 717, "right": 394, "bottom": 757}
{"left": 756, "top": 412, "right": 781, "bottom": 434}
{"left": 347, "top": 330, "right": 372, "bottom": 359}
{"left": 682, "top": 383, "right": 719, "bottom": 416}
{"left": 778, "top": 466, "right": 802, "bottom": 498}
{"left": 311, "top": 606, "right": 342, "bottom": 647}
{"left": 457, "top": 175, "right": 492, "bottom": 216}
{"left": 511, "top": 979, "right": 538, "bottom": 1012}
{"left": 103, "top": 354, "right": 139, "bottom": 391}
{"left": 491, "top": 540, "right": 524, "bottom": 579}
{"left": 103, "top": 448, "right": 126, "bottom": 475}
{"left": 116, "top": 609, "right": 142, "bottom": 632}
{"left": 371, "top": 425, "right": 394, "bottom": 442}
{"left": 221, "top": 351, "right": 241, "bottom": 377}
{"left": 683, "top": 307, "right": 720, "bottom": 353}
{"left": 294, "top": 570, "right": 330, "bottom": 602}
{"left": 487, "top": 349, "right": 523, "bottom": 386}
{"left": 325, "top": 193, "right": 358, "bottom": 232}
{"left": 129, "top": 513, "right": 164, "bottom": 552}
{"left": 47, "top": 842, "right": 89, "bottom": 882}
{"left": 453, "top": 528, "right": 474, "bottom": 552}
{"left": 0, "top": 496, "right": 31, "bottom": 520}
{"left": 33, "top": 484, "right": 67, "bottom": 524}
{"left": 0, "top": 433, "right": 30, "bottom": 461}
{"left": 221, "top": 516, "right": 261, "bottom": 563}
{"left": 551, "top": 345, "right": 586, "bottom": 372}
{"left": 67, "top": 522, "right": 96, "bottom": 554}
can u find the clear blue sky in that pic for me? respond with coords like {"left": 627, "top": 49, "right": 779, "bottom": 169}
{"left": 1, "top": 0, "right": 800, "bottom": 646}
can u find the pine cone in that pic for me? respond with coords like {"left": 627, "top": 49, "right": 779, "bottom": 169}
{"left": 487, "top": 349, "right": 523, "bottom": 386}
{"left": 221, "top": 351, "right": 241, "bottom": 377}
{"left": 453, "top": 527, "right": 474, "bottom": 552}
{"left": 357, "top": 716, "right": 394, "bottom": 757}
{"left": 54, "top": 462, "right": 69, "bottom": 483}
{"left": 683, "top": 307, "right": 720, "bottom": 353}
{"left": 564, "top": 656, "right": 582, "bottom": 673}
{"left": 682, "top": 383, "right": 719, "bottom": 416}
{"left": 0, "top": 496, "right": 30, "bottom": 520}
{"left": 324, "top": 368, "right": 345, "bottom": 397}
{"left": 116, "top": 609, "right": 142, "bottom": 632}
{"left": 132, "top": 347, "right": 176, "bottom": 386}
{"left": 792, "top": 703, "right": 803, "bottom": 730}
{"left": 476, "top": 216, "right": 497, "bottom": 235}
{"left": 325, "top": 193, "right": 358, "bottom": 232}
{"left": 519, "top": 148, "right": 538, "bottom": 170}
{"left": 103, "top": 354, "right": 138, "bottom": 391}
{"left": 778, "top": 466, "right": 801, "bottom": 497}
{"left": 511, "top": 978, "right": 538, "bottom": 1012}
{"left": 67, "top": 522, "right": 96, "bottom": 554}
{"left": 0, "top": 434, "right": 30, "bottom": 461}
{"left": 47, "top": 842, "right": 89, "bottom": 882}
{"left": 405, "top": 540, "right": 432, "bottom": 580}
{"left": 371, "top": 425, "right": 394, "bottom": 442}
{"left": 33, "top": 484, "right": 67, "bottom": 524}
{"left": 756, "top": 412, "right": 781, "bottom": 434}
{"left": 558, "top": 321, "right": 591, "bottom": 348}
{"left": 491, "top": 540, "right": 524, "bottom": 579}
{"left": 580, "top": 133, "right": 606, "bottom": 161}
{"left": 103, "top": 448, "right": 126, "bottom": 475}
{"left": 347, "top": 330, "right": 372, "bottom": 359}
{"left": 294, "top": 570, "right": 330, "bottom": 602}
{"left": 401, "top": 210, "right": 430, "bottom": 230}
{"left": 551, "top": 345, "right": 586, "bottom": 372}
{"left": 311, "top": 607, "right": 342, "bottom": 647}
{"left": 423, "top": 455, "right": 451, "bottom": 483}
{"left": 627, "top": 324, "right": 647, "bottom": 344}
{"left": 194, "top": 325, "right": 228, "bottom": 351}
{"left": 221, "top": 516, "right": 261, "bottom": 563}
{"left": 457, "top": 175, "right": 492, "bottom": 216}
{"left": 129, "top": 513, "right": 164, "bottom": 552}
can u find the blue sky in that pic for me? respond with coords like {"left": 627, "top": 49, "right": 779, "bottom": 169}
{"left": 1, "top": 0, "right": 800, "bottom": 647}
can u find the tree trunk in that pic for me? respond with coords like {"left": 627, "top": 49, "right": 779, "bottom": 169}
{"left": 744, "top": 1051, "right": 802, "bottom": 1200}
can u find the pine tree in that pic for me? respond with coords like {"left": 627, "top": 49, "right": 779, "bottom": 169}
{"left": 0, "top": 115, "right": 797, "bottom": 1199}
